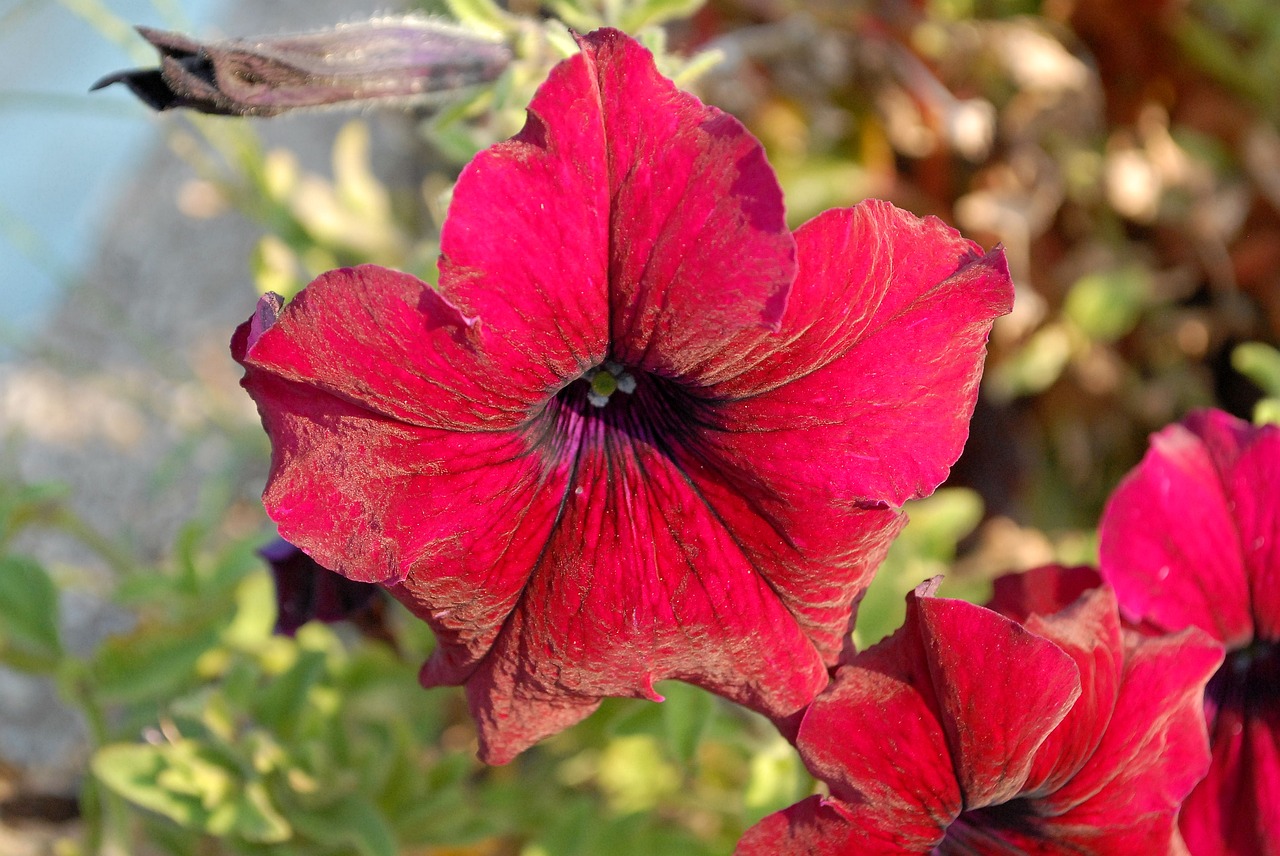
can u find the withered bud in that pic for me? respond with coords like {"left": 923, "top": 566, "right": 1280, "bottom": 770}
{"left": 91, "top": 17, "right": 512, "bottom": 117}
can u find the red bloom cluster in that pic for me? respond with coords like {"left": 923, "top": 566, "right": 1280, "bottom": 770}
{"left": 231, "top": 23, "right": 1276, "bottom": 854}
{"left": 234, "top": 28, "right": 1011, "bottom": 763}
{"left": 737, "top": 570, "right": 1222, "bottom": 854}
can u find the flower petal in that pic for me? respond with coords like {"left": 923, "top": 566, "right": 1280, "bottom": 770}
{"left": 1099, "top": 410, "right": 1270, "bottom": 647}
{"left": 1029, "top": 626, "right": 1221, "bottom": 848}
{"left": 989, "top": 569, "right": 1126, "bottom": 795}
{"left": 793, "top": 610, "right": 960, "bottom": 850}
{"left": 706, "top": 202, "right": 1014, "bottom": 510}
{"left": 914, "top": 593, "right": 1081, "bottom": 808}
{"left": 236, "top": 265, "right": 527, "bottom": 430}
{"left": 735, "top": 797, "right": 881, "bottom": 856}
{"left": 453, "top": 437, "right": 847, "bottom": 763}
{"left": 437, "top": 28, "right": 794, "bottom": 383}
{"left": 1180, "top": 644, "right": 1280, "bottom": 856}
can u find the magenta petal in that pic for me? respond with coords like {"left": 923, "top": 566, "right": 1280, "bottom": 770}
{"left": 709, "top": 202, "right": 1014, "bottom": 509}
{"left": 1098, "top": 410, "right": 1271, "bottom": 647}
{"left": 914, "top": 594, "right": 1081, "bottom": 808}
{"left": 1212, "top": 415, "right": 1280, "bottom": 642}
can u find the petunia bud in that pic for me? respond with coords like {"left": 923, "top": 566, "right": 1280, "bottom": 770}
{"left": 91, "top": 17, "right": 512, "bottom": 117}
{"left": 258, "top": 537, "right": 381, "bottom": 637}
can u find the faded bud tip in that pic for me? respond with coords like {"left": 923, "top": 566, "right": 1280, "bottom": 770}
{"left": 91, "top": 17, "right": 512, "bottom": 117}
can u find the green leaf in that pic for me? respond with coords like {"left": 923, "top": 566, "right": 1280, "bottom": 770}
{"left": 0, "top": 554, "right": 62, "bottom": 670}
{"left": 0, "top": 482, "right": 67, "bottom": 546}
{"left": 93, "top": 742, "right": 216, "bottom": 829}
{"left": 1063, "top": 266, "right": 1149, "bottom": 342}
{"left": 92, "top": 619, "right": 222, "bottom": 704}
{"left": 853, "top": 489, "right": 984, "bottom": 647}
{"left": 1233, "top": 342, "right": 1280, "bottom": 398}
{"left": 620, "top": 0, "right": 707, "bottom": 31}
{"left": 289, "top": 796, "right": 396, "bottom": 856}
{"left": 94, "top": 742, "right": 293, "bottom": 844}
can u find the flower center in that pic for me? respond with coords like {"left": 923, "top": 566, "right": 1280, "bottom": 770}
{"left": 583, "top": 360, "right": 637, "bottom": 408}
{"left": 1206, "top": 637, "right": 1280, "bottom": 718}
{"left": 524, "top": 364, "right": 717, "bottom": 472}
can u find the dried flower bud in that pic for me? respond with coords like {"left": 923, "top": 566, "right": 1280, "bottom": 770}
{"left": 91, "top": 17, "right": 512, "bottom": 117}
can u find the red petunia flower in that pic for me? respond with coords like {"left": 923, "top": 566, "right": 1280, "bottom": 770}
{"left": 737, "top": 571, "right": 1222, "bottom": 855}
{"left": 1099, "top": 409, "right": 1280, "bottom": 856}
{"left": 232, "top": 28, "right": 1013, "bottom": 763}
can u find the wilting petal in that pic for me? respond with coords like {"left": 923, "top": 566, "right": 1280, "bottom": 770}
{"left": 92, "top": 19, "right": 511, "bottom": 116}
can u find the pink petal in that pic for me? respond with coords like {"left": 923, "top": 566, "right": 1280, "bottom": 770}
{"left": 1029, "top": 626, "right": 1222, "bottom": 846}
{"left": 1202, "top": 414, "right": 1280, "bottom": 642}
{"left": 707, "top": 202, "right": 1014, "bottom": 510}
{"left": 437, "top": 28, "right": 794, "bottom": 381}
{"left": 1099, "top": 410, "right": 1268, "bottom": 647}
{"left": 914, "top": 594, "right": 1082, "bottom": 808}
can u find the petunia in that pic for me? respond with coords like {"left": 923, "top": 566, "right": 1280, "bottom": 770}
{"left": 737, "top": 571, "right": 1222, "bottom": 855}
{"left": 1099, "top": 409, "right": 1280, "bottom": 856}
{"left": 232, "top": 28, "right": 1013, "bottom": 763}
{"left": 259, "top": 537, "right": 380, "bottom": 637}
{"left": 91, "top": 18, "right": 511, "bottom": 116}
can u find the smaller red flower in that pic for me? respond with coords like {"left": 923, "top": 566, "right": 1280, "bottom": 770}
{"left": 737, "top": 569, "right": 1221, "bottom": 856}
{"left": 1099, "top": 409, "right": 1280, "bottom": 856}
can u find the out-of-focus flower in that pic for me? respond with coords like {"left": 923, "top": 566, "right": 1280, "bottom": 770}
{"left": 259, "top": 537, "right": 379, "bottom": 637}
{"left": 1100, "top": 409, "right": 1280, "bottom": 856}
{"left": 737, "top": 572, "right": 1221, "bottom": 855}
{"left": 91, "top": 18, "right": 511, "bottom": 116}
{"left": 233, "top": 28, "right": 1013, "bottom": 763}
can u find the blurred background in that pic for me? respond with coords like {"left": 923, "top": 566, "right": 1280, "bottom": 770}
{"left": 1, "top": 0, "right": 1278, "bottom": 854}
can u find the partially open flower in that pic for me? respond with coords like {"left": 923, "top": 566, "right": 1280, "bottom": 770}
{"left": 738, "top": 571, "right": 1221, "bottom": 855}
{"left": 1100, "top": 409, "right": 1280, "bottom": 856}
{"left": 91, "top": 18, "right": 511, "bottom": 116}
{"left": 233, "top": 28, "right": 1013, "bottom": 763}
